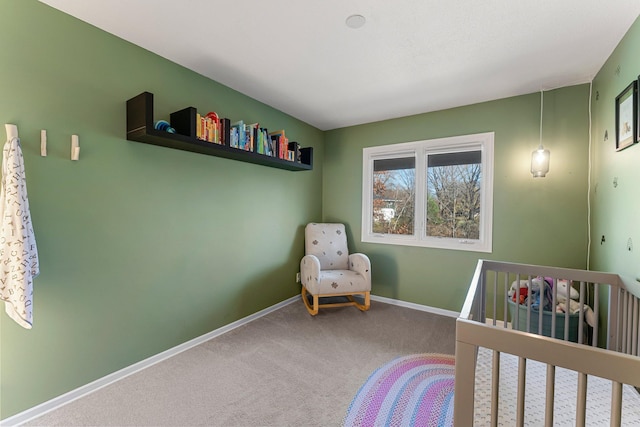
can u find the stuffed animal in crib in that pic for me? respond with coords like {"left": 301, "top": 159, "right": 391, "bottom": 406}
{"left": 509, "top": 277, "right": 582, "bottom": 309}
{"left": 556, "top": 279, "right": 579, "bottom": 301}
{"left": 512, "top": 286, "right": 528, "bottom": 304}
{"left": 508, "top": 277, "right": 557, "bottom": 310}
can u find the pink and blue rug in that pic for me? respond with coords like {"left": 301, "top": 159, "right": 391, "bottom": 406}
{"left": 343, "top": 353, "right": 455, "bottom": 427}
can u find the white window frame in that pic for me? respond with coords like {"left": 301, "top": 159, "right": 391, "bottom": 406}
{"left": 362, "top": 132, "right": 494, "bottom": 252}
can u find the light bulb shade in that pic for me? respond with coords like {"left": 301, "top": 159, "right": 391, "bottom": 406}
{"left": 531, "top": 147, "right": 550, "bottom": 177}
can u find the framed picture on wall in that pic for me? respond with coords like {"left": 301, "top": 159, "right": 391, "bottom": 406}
{"left": 615, "top": 80, "right": 637, "bottom": 151}
{"left": 638, "top": 75, "right": 640, "bottom": 143}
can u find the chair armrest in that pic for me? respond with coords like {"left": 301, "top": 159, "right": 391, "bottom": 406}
{"left": 300, "top": 254, "right": 320, "bottom": 287}
{"left": 349, "top": 253, "right": 371, "bottom": 282}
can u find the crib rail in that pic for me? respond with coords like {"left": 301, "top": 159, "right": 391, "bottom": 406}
{"left": 454, "top": 260, "right": 640, "bottom": 427}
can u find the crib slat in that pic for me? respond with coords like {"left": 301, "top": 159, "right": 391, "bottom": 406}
{"left": 637, "top": 300, "right": 640, "bottom": 356}
{"left": 492, "top": 273, "right": 497, "bottom": 326}
{"left": 538, "top": 277, "right": 544, "bottom": 335}
{"left": 491, "top": 350, "right": 500, "bottom": 427}
{"left": 514, "top": 274, "right": 520, "bottom": 331}
{"left": 593, "top": 284, "right": 599, "bottom": 347}
{"left": 526, "top": 276, "right": 532, "bottom": 334}
{"left": 625, "top": 292, "right": 635, "bottom": 354}
{"left": 632, "top": 297, "right": 638, "bottom": 356}
{"left": 578, "top": 281, "right": 585, "bottom": 344}
{"left": 517, "top": 357, "right": 526, "bottom": 426}
{"left": 576, "top": 373, "right": 587, "bottom": 427}
{"left": 545, "top": 364, "right": 555, "bottom": 426}
{"left": 503, "top": 274, "right": 508, "bottom": 329}
{"left": 565, "top": 291, "right": 571, "bottom": 340}
{"left": 609, "top": 287, "right": 622, "bottom": 351}
{"left": 622, "top": 292, "right": 629, "bottom": 353}
{"left": 627, "top": 293, "right": 634, "bottom": 354}
{"left": 611, "top": 381, "right": 623, "bottom": 427}
{"left": 617, "top": 288, "right": 623, "bottom": 351}
{"left": 551, "top": 278, "right": 557, "bottom": 338}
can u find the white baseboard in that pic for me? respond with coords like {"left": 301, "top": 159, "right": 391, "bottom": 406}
{"left": 371, "top": 294, "right": 460, "bottom": 318}
{"left": 2, "top": 293, "right": 458, "bottom": 426}
{"left": 1, "top": 296, "right": 298, "bottom": 427}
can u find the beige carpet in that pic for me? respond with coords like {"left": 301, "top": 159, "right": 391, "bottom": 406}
{"left": 25, "top": 299, "right": 457, "bottom": 426}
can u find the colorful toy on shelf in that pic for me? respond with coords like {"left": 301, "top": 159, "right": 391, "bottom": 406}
{"left": 154, "top": 120, "right": 175, "bottom": 133}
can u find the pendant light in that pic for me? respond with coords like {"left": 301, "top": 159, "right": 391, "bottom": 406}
{"left": 531, "top": 90, "right": 550, "bottom": 177}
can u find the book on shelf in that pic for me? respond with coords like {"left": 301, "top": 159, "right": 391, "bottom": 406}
{"left": 251, "top": 124, "right": 260, "bottom": 153}
{"left": 269, "top": 129, "right": 289, "bottom": 160}
{"left": 269, "top": 134, "right": 279, "bottom": 158}
{"left": 205, "top": 112, "right": 220, "bottom": 144}
{"left": 231, "top": 120, "right": 244, "bottom": 149}
{"left": 269, "top": 133, "right": 278, "bottom": 157}
{"left": 230, "top": 126, "right": 239, "bottom": 148}
{"left": 191, "top": 111, "right": 221, "bottom": 144}
{"left": 259, "top": 128, "right": 271, "bottom": 156}
{"left": 288, "top": 141, "right": 300, "bottom": 162}
{"left": 244, "top": 122, "right": 259, "bottom": 152}
{"left": 166, "top": 102, "right": 301, "bottom": 162}
{"left": 256, "top": 127, "right": 263, "bottom": 154}
{"left": 220, "top": 118, "right": 231, "bottom": 146}
{"left": 243, "top": 124, "right": 250, "bottom": 151}
{"left": 257, "top": 127, "right": 272, "bottom": 156}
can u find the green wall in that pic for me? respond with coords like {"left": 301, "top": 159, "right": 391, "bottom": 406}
{"left": 590, "top": 15, "right": 640, "bottom": 290}
{"left": 0, "top": 0, "right": 323, "bottom": 419}
{"left": 2, "top": 0, "right": 635, "bottom": 421}
{"left": 324, "top": 85, "right": 591, "bottom": 311}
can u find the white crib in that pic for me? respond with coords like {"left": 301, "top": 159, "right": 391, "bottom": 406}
{"left": 454, "top": 260, "right": 640, "bottom": 426}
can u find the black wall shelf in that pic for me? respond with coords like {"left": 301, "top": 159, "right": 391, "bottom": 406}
{"left": 126, "top": 92, "right": 313, "bottom": 171}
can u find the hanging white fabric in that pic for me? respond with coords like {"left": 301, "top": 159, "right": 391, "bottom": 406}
{"left": 0, "top": 137, "right": 39, "bottom": 329}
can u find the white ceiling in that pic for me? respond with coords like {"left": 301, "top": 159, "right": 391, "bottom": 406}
{"left": 40, "top": 1, "right": 640, "bottom": 130}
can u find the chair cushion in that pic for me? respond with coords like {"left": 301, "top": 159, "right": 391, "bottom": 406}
{"left": 305, "top": 223, "right": 349, "bottom": 270}
{"left": 306, "top": 269, "right": 370, "bottom": 295}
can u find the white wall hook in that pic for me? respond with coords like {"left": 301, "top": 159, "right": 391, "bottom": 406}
{"left": 5, "top": 124, "right": 18, "bottom": 140}
{"left": 71, "top": 134, "right": 80, "bottom": 161}
{"left": 41, "top": 130, "right": 47, "bottom": 156}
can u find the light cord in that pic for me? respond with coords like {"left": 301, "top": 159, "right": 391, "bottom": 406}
{"left": 539, "top": 90, "right": 544, "bottom": 149}
{"left": 587, "top": 81, "right": 593, "bottom": 270}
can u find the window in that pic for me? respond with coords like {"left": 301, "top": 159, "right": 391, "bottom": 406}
{"left": 362, "top": 132, "right": 494, "bottom": 252}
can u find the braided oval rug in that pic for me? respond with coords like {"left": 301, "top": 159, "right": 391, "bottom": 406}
{"left": 343, "top": 353, "right": 455, "bottom": 427}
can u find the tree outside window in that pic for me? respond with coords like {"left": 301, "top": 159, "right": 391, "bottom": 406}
{"left": 426, "top": 151, "right": 481, "bottom": 240}
{"left": 372, "top": 158, "right": 415, "bottom": 235}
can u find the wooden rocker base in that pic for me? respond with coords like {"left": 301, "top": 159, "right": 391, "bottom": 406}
{"left": 301, "top": 285, "right": 370, "bottom": 316}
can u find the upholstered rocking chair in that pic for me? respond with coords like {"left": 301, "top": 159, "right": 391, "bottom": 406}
{"left": 300, "top": 223, "right": 371, "bottom": 315}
